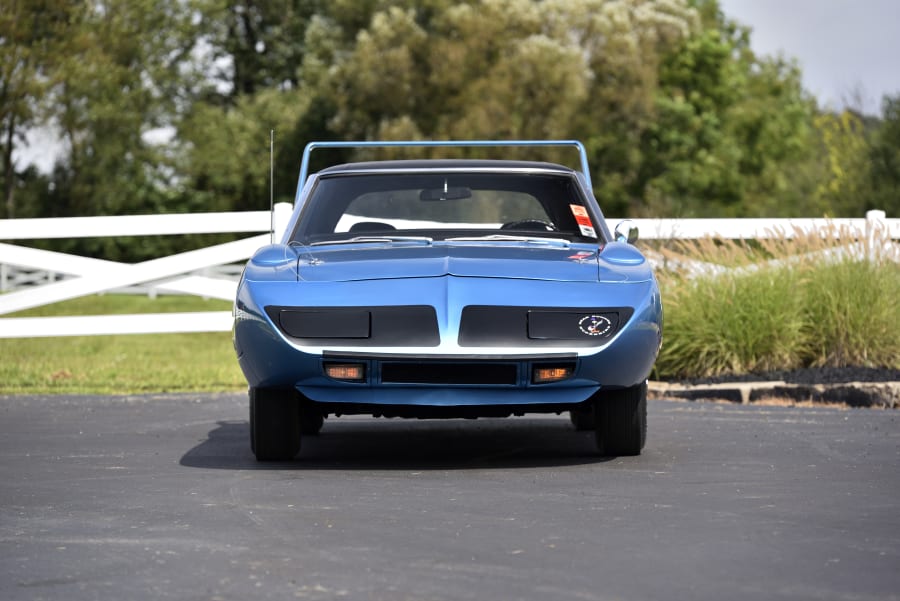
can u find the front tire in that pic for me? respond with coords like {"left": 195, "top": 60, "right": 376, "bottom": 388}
{"left": 250, "top": 387, "right": 301, "bottom": 461}
{"left": 594, "top": 381, "right": 647, "bottom": 456}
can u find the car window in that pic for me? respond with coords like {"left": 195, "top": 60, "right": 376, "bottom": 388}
{"left": 295, "top": 172, "right": 598, "bottom": 243}
{"left": 338, "top": 189, "right": 547, "bottom": 231}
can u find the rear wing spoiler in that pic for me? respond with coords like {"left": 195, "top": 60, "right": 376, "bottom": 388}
{"left": 296, "top": 140, "right": 592, "bottom": 198}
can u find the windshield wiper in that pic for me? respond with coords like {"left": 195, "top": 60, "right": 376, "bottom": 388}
{"left": 445, "top": 234, "right": 570, "bottom": 247}
{"left": 310, "top": 235, "right": 433, "bottom": 246}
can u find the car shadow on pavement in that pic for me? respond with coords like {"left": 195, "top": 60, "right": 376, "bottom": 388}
{"left": 180, "top": 417, "right": 613, "bottom": 471}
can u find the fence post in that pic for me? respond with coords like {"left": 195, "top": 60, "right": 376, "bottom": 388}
{"left": 866, "top": 209, "right": 886, "bottom": 261}
{"left": 272, "top": 202, "right": 294, "bottom": 242}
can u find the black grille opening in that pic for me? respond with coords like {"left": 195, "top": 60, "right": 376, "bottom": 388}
{"left": 381, "top": 362, "right": 518, "bottom": 385}
{"left": 266, "top": 305, "right": 440, "bottom": 346}
{"left": 458, "top": 305, "right": 634, "bottom": 347}
{"left": 280, "top": 309, "right": 370, "bottom": 338}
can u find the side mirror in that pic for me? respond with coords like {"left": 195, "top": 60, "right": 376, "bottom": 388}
{"left": 614, "top": 220, "right": 639, "bottom": 244}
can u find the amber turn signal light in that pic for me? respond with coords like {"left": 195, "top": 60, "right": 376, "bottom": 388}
{"left": 324, "top": 363, "right": 366, "bottom": 382}
{"left": 532, "top": 365, "right": 574, "bottom": 384}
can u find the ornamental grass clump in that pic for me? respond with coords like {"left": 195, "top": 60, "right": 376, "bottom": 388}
{"left": 796, "top": 232, "right": 900, "bottom": 369}
{"left": 654, "top": 237, "right": 807, "bottom": 379}
{"left": 652, "top": 223, "right": 900, "bottom": 380}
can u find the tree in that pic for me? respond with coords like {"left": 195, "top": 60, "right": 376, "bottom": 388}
{"left": 179, "top": 88, "right": 311, "bottom": 212}
{"left": 325, "top": 0, "right": 698, "bottom": 172}
{"left": 0, "top": 0, "right": 72, "bottom": 218}
{"left": 10, "top": 0, "right": 887, "bottom": 235}
{"left": 17, "top": 0, "right": 201, "bottom": 260}
{"left": 631, "top": 0, "right": 816, "bottom": 217}
{"left": 868, "top": 94, "right": 900, "bottom": 217}
{"left": 46, "top": 1, "right": 193, "bottom": 217}
{"left": 190, "top": 0, "right": 326, "bottom": 102}
{"left": 328, "top": 6, "right": 430, "bottom": 141}
{"left": 809, "top": 109, "right": 870, "bottom": 216}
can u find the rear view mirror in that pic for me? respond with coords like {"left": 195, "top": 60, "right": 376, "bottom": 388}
{"left": 419, "top": 186, "right": 472, "bottom": 201}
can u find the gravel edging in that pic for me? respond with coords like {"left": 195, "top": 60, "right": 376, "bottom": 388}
{"left": 648, "top": 380, "right": 900, "bottom": 409}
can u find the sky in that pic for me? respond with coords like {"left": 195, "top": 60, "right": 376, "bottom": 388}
{"left": 718, "top": 0, "right": 900, "bottom": 115}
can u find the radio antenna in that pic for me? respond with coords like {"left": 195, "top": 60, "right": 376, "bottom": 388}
{"left": 269, "top": 129, "right": 275, "bottom": 244}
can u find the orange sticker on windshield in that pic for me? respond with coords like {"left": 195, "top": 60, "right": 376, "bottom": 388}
{"left": 570, "top": 204, "right": 597, "bottom": 238}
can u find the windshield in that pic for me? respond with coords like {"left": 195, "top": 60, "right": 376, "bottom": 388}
{"left": 291, "top": 172, "right": 602, "bottom": 245}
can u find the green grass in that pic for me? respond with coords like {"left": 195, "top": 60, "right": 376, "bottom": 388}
{"left": 1, "top": 295, "right": 246, "bottom": 394}
{"left": 3, "top": 293, "right": 231, "bottom": 317}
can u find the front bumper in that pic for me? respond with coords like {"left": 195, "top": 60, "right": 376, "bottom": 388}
{"left": 234, "top": 275, "right": 662, "bottom": 407}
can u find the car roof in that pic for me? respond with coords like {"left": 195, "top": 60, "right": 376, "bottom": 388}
{"left": 317, "top": 159, "right": 578, "bottom": 175}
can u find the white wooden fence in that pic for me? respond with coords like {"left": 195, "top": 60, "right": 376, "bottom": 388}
{"left": 0, "top": 203, "right": 293, "bottom": 338}
{"left": 0, "top": 207, "right": 896, "bottom": 338}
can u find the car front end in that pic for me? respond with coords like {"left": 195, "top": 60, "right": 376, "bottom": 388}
{"left": 235, "top": 141, "right": 662, "bottom": 459}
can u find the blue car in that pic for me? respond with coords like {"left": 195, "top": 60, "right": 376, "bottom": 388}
{"left": 234, "top": 140, "right": 662, "bottom": 460}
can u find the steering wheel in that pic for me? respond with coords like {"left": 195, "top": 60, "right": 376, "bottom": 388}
{"left": 500, "top": 219, "right": 558, "bottom": 232}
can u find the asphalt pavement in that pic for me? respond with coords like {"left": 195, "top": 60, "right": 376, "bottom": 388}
{"left": 1, "top": 393, "right": 898, "bottom": 601}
